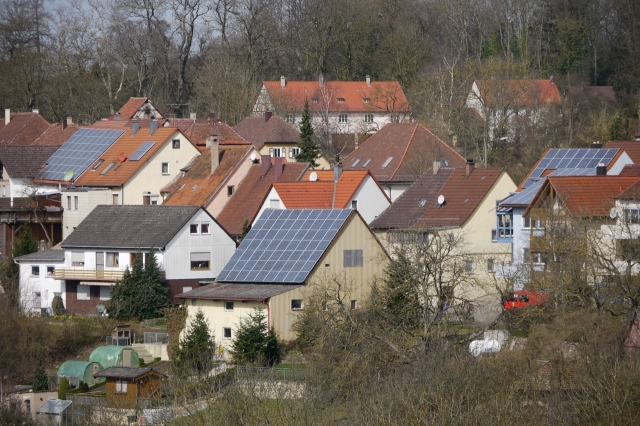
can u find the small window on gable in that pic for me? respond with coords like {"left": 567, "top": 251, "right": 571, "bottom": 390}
{"left": 201, "top": 223, "right": 210, "bottom": 234}
{"left": 381, "top": 157, "right": 393, "bottom": 168}
{"left": 270, "top": 199, "right": 280, "bottom": 209}
{"left": 291, "top": 299, "right": 303, "bottom": 310}
{"left": 161, "top": 163, "right": 169, "bottom": 174}
{"left": 227, "top": 185, "right": 234, "bottom": 196}
{"left": 190, "top": 224, "right": 199, "bottom": 234}
{"left": 351, "top": 200, "right": 358, "bottom": 210}
{"left": 172, "top": 139, "right": 180, "bottom": 149}
{"left": 92, "top": 159, "right": 104, "bottom": 170}
{"left": 343, "top": 249, "right": 364, "bottom": 267}
{"left": 225, "top": 301, "right": 234, "bottom": 311}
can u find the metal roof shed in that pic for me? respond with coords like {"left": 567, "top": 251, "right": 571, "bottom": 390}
{"left": 36, "top": 399, "right": 72, "bottom": 425}
{"left": 57, "top": 361, "right": 103, "bottom": 387}
{"left": 89, "top": 346, "right": 140, "bottom": 369}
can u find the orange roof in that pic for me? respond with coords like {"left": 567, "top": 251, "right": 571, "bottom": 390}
{"left": 117, "top": 97, "right": 147, "bottom": 120}
{"left": 526, "top": 176, "right": 640, "bottom": 218}
{"left": 473, "top": 79, "right": 561, "bottom": 109}
{"left": 263, "top": 79, "right": 411, "bottom": 113}
{"left": 605, "top": 141, "right": 640, "bottom": 164}
{"left": 301, "top": 170, "right": 334, "bottom": 181}
{"left": 74, "top": 127, "right": 189, "bottom": 186}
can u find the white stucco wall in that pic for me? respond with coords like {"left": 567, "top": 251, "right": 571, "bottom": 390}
{"left": 349, "top": 175, "right": 391, "bottom": 223}
{"left": 18, "top": 260, "right": 65, "bottom": 315}
{"left": 252, "top": 187, "right": 283, "bottom": 226}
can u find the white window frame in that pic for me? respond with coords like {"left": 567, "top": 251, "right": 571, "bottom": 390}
{"left": 223, "top": 327, "right": 232, "bottom": 339}
{"left": 106, "top": 252, "right": 119, "bottom": 267}
{"left": 291, "top": 299, "right": 304, "bottom": 310}
{"left": 285, "top": 114, "right": 295, "bottom": 123}
{"left": 338, "top": 114, "right": 348, "bottom": 123}
{"left": 190, "top": 252, "right": 211, "bottom": 271}
{"left": 161, "top": 162, "right": 169, "bottom": 175}
{"left": 72, "top": 252, "right": 85, "bottom": 267}
{"left": 190, "top": 223, "right": 199, "bottom": 234}
{"left": 46, "top": 266, "right": 54, "bottom": 277}
{"left": 116, "top": 380, "right": 128, "bottom": 393}
{"left": 31, "top": 266, "right": 40, "bottom": 277}
{"left": 99, "top": 286, "right": 112, "bottom": 301}
{"left": 290, "top": 147, "right": 300, "bottom": 158}
{"left": 364, "top": 113, "right": 374, "bottom": 123}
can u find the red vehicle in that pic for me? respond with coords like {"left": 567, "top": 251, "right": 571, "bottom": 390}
{"left": 503, "top": 290, "right": 549, "bottom": 309}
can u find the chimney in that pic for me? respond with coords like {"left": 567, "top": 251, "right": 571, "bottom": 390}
{"left": 261, "top": 154, "right": 271, "bottom": 177}
{"left": 32, "top": 109, "right": 39, "bottom": 114}
{"left": 150, "top": 119, "right": 158, "bottom": 136}
{"left": 596, "top": 163, "right": 607, "bottom": 175}
{"left": 265, "top": 111, "right": 272, "bottom": 122}
{"left": 132, "top": 121, "right": 140, "bottom": 136}
{"left": 4, "top": 109, "right": 10, "bottom": 126}
{"left": 280, "top": 76, "right": 286, "bottom": 89}
{"left": 465, "top": 159, "right": 475, "bottom": 177}
{"left": 334, "top": 162, "right": 343, "bottom": 182}
{"left": 274, "top": 157, "right": 284, "bottom": 181}
{"left": 319, "top": 73, "right": 324, "bottom": 87}
{"left": 114, "top": 112, "right": 122, "bottom": 121}
{"left": 433, "top": 160, "right": 441, "bottom": 175}
{"left": 190, "top": 112, "right": 197, "bottom": 120}
{"left": 591, "top": 141, "right": 602, "bottom": 149}
{"left": 66, "top": 116, "right": 73, "bottom": 126}
{"left": 210, "top": 135, "right": 220, "bottom": 173}
{"left": 207, "top": 111, "right": 218, "bottom": 123}
{"left": 366, "top": 74, "right": 371, "bottom": 87}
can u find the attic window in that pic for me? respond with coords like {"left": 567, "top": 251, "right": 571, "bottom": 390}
{"left": 312, "top": 98, "right": 318, "bottom": 103}
{"left": 381, "top": 157, "right": 393, "bottom": 168}
{"left": 363, "top": 98, "right": 371, "bottom": 103}
{"left": 419, "top": 199, "right": 427, "bottom": 207}
{"left": 351, "top": 158, "right": 362, "bottom": 168}
{"left": 362, "top": 158, "right": 372, "bottom": 168}
{"left": 92, "top": 159, "right": 104, "bottom": 170}
{"left": 337, "top": 98, "right": 345, "bottom": 103}
{"left": 100, "top": 162, "right": 115, "bottom": 175}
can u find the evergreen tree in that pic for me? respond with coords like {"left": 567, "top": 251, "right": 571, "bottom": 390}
{"left": 230, "top": 308, "right": 280, "bottom": 366}
{"left": 175, "top": 309, "right": 216, "bottom": 375}
{"left": 381, "top": 249, "right": 421, "bottom": 329}
{"left": 32, "top": 351, "right": 49, "bottom": 392}
{"left": 295, "top": 98, "right": 320, "bottom": 167}
{"left": 58, "top": 377, "right": 70, "bottom": 400}
{"left": 0, "top": 226, "right": 39, "bottom": 308}
{"left": 13, "top": 226, "right": 39, "bottom": 258}
{"left": 137, "top": 248, "right": 168, "bottom": 320}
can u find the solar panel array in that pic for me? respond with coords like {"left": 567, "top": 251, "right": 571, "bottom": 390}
{"left": 521, "top": 148, "right": 619, "bottom": 189}
{"left": 549, "top": 168, "right": 596, "bottom": 177}
{"left": 37, "top": 128, "right": 124, "bottom": 181}
{"left": 501, "top": 179, "right": 545, "bottom": 206}
{"left": 216, "top": 209, "right": 352, "bottom": 284}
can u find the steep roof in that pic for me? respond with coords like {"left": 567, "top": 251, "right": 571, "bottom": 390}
{"left": 342, "top": 123, "right": 466, "bottom": 183}
{"left": 167, "top": 118, "right": 249, "bottom": 151}
{"left": 605, "top": 141, "right": 640, "bottom": 164}
{"left": 617, "top": 179, "right": 640, "bottom": 199}
{"left": 262, "top": 79, "right": 411, "bottom": 113}
{"left": 233, "top": 116, "right": 299, "bottom": 149}
{"left": 527, "top": 176, "right": 640, "bottom": 218}
{"left": 161, "top": 145, "right": 253, "bottom": 206}
{"left": 74, "top": 127, "right": 187, "bottom": 186}
{"left": 61, "top": 205, "right": 201, "bottom": 249}
{"left": 473, "top": 79, "right": 562, "bottom": 109}
{"left": 0, "top": 112, "right": 51, "bottom": 146}
{"left": 0, "top": 145, "right": 59, "bottom": 178}
{"left": 216, "top": 162, "right": 309, "bottom": 237}
{"left": 116, "top": 97, "right": 147, "bottom": 120}
{"left": 32, "top": 122, "right": 80, "bottom": 146}
{"left": 178, "top": 283, "right": 300, "bottom": 300}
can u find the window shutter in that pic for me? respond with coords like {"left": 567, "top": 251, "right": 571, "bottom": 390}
{"left": 190, "top": 252, "right": 210, "bottom": 262}
{"left": 72, "top": 252, "right": 84, "bottom": 263}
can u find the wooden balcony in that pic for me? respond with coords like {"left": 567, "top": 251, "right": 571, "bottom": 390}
{"left": 52, "top": 268, "right": 125, "bottom": 281}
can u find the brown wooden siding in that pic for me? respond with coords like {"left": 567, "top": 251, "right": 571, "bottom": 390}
{"left": 65, "top": 281, "right": 103, "bottom": 315}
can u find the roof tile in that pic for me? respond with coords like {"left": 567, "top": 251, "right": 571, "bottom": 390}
{"left": 0, "top": 113, "right": 51, "bottom": 146}
{"left": 233, "top": 116, "right": 299, "bottom": 149}
{"left": 473, "top": 79, "right": 562, "bottom": 108}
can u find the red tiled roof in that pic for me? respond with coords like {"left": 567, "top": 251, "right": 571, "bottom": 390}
{"left": 617, "top": 179, "right": 640, "bottom": 200}
{"left": 168, "top": 119, "right": 250, "bottom": 151}
{"left": 301, "top": 170, "right": 335, "bottom": 181}
{"left": 619, "top": 164, "right": 640, "bottom": 177}
{"left": 473, "top": 79, "right": 561, "bottom": 109}
{"left": 333, "top": 170, "right": 374, "bottom": 208}
{"left": 527, "top": 176, "right": 640, "bottom": 218}
{"left": 0, "top": 113, "right": 51, "bottom": 146}
{"left": 161, "top": 145, "right": 252, "bottom": 206}
{"left": 32, "top": 122, "right": 80, "bottom": 146}
{"left": 216, "top": 162, "right": 309, "bottom": 237}
{"left": 233, "top": 116, "right": 299, "bottom": 149}
{"left": 117, "top": 97, "right": 147, "bottom": 120}
{"left": 273, "top": 182, "right": 335, "bottom": 208}
{"left": 263, "top": 80, "right": 411, "bottom": 113}
{"left": 342, "top": 123, "right": 466, "bottom": 182}
{"left": 605, "top": 141, "right": 640, "bottom": 164}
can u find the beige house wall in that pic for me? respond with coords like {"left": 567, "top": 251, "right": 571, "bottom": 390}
{"left": 61, "top": 189, "right": 114, "bottom": 239}
{"left": 259, "top": 143, "right": 331, "bottom": 170}
{"left": 206, "top": 148, "right": 257, "bottom": 217}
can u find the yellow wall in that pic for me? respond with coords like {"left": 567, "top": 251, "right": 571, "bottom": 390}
{"left": 259, "top": 143, "right": 331, "bottom": 170}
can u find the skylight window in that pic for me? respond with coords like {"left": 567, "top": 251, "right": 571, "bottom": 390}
{"left": 92, "top": 159, "right": 104, "bottom": 170}
{"left": 100, "top": 162, "right": 115, "bottom": 175}
{"left": 192, "top": 184, "right": 198, "bottom": 191}
{"left": 130, "top": 141, "right": 156, "bottom": 161}
{"left": 178, "top": 184, "right": 185, "bottom": 191}
{"left": 381, "top": 157, "right": 393, "bottom": 168}
{"left": 362, "top": 158, "right": 372, "bottom": 168}
{"left": 351, "top": 158, "right": 362, "bottom": 168}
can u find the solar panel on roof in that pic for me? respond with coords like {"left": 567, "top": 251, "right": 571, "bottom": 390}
{"left": 37, "top": 128, "right": 124, "bottom": 181}
{"left": 216, "top": 209, "right": 352, "bottom": 284}
{"left": 130, "top": 141, "right": 156, "bottom": 161}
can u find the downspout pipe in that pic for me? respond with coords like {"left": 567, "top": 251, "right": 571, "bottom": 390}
{"left": 261, "top": 299, "right": 271, "bottom": 333}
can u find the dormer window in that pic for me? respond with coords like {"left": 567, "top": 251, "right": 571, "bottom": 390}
{"left": 363, "top": 98, "right": 370, "bottom": 103}
{"left": 312, "top": 98, "right": 318, "bottom": 103}
{"left": 337, "top": 98, "right": 345, "bottom": 103}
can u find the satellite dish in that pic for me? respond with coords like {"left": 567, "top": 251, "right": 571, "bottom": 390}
{"left": 437, "top": 195, "right": 445, "bottom": 205}
{"left": 250, "top": 152, "right": 257, "bottom": 162}
{"left": 610, "top": 207, "right": 618, "bottom": 219}
{"left": 118, "top": 152, "right": 126, "bottom": 162}
{"left": 63, "top": 170, "right": 74, "bottom": 182}
{"left": 309, "top": 172, "right": 318, "bottom": 182}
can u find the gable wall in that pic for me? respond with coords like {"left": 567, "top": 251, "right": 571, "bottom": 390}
{"left": 349, "top": 175, "right": 390, "bottom": 223}
{"left": 206, "top": 149, "right": 256, "bottom": 217}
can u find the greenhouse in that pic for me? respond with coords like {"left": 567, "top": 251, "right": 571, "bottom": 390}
{"left": 89, "top": 346, "right": 140, "bottom": 369}
{"left": 57, "top": 361, "right": 103, "bottom": 388}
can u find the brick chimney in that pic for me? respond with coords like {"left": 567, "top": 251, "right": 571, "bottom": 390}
{"left": 274, "top": 157, "right": 284, "bottom": 181}
{"left": 261, "top": 155, "right": 271, "bottom": 177}
{"left": 209, "top": 135, "right": 220, "bottom": 173}
{"left": 465, "top": 159, "right": 475, "bottom": 177}
{"left": 4, "top": 109, "right": 9, "bottom": 126}
{"left": 265, "top": 111, "right": 272, "bottom": 122}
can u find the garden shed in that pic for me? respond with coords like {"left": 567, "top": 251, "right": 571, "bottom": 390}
{"left": 57, "top": 361, "right": 103, "bottom": 388}
{"left": 90, "top": 346, "right": 140, "bottom": 369}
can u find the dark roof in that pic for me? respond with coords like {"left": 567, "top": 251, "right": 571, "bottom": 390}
{"left": 178, "top": 282, "right": 300, "bottom": 300}
{"left": 370, "top": 168, "right": 453, "bottom": 229}
{"left": 216, "top": 162, "right": 309, "bottom": 237}
{"left": 342, "top": 123, "right": 466, "bottom": 183}
{"left": 605, "top": 141, "right": 640, "bottom": 164}
{"left": 167, "top": 119, "right": 250, "bottom": 151}
{"left": 94, "top": 366, "right": 165, "bottom": 380}
{"left": 233, "top": 116, "right": 299, "bottom": 149}
{"left": 62, "top": 205, "right": 201, "bottom": 249}
{"left": 0, "top": 145, "right": 59, "bottom": 178}
{"left": 32, "top": 122, "right": 80, "bottom": 146}
{"left": 15, "top": 249, "right": 64, "bottom": 262}
{"left": 0, "top": 112, "right": 51, "bottom": 146}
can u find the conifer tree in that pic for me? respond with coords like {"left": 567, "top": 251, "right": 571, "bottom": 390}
{"left": 295, "top": 98, "right": 320, "bottom": 167}
{"left": 175, "top": 309, "right": 216, "bottom": 375}
{"left": 230, "top": 308, "right": 280, "bottom": 366}
{"left": 32, "top": 351, "right": 49, "bottom": 392}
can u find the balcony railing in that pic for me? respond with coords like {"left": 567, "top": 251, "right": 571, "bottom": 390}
{"left": 52, "top": 268, "right": 125, "bottom": 281}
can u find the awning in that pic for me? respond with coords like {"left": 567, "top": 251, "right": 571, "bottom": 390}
{"left": 80, "top": 281, "right": 116, "bottom": 286}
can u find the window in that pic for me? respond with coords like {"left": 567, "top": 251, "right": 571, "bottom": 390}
{"left": 381, "top": 157, "right": 393, "bottom": 168}
{"left": 312, "top": 98, "right": 318, "bottom": 103}
{"left": 487, "top": 258, "right": 495, "bottom": 272}
{"left": 291, "top": 299, "right": 303, "bottom": 310}
{"left": 201, "top": 222, "right": 210, "bottom": 234}
{"left": 106, "top": 252, "right": 119, "bottom": 267}
{"left": 531, "top": 252, "right": 545, "bottom": 265}
{"left": 270, "top": 147, "right": 284, "bottom": 158}
{"left": 338, "top": 114, "right": 348, "bottom": 123}
{"left": 270, "top": 199, "right": 280, "bottom": 209}
{"left": 225, "top": 301, "right": 234, "bottom": 311}
{"left": 625, "top": 209, "right": 640, "bottom": 224}
{"left": 290, "top": 147, "right": 300, "bottom": 158}
{"left": 390, "top": 114, "right": 400, "bottom": 123}
{"left": 223, "top": 328, "right": 232, "bottom": 339}
{"left": 343, "top": 249, "right": 364, "bottom": 267}
{"left": 100, "top": 162, "right": 115, "bottom": 175}
{"left": 285, "top": 114, "right": 295, "bottom": 123}
{"left": 190, "top": 252, "right": 211, "bottom": 270}
{"left": 47, "top": 266, "right": 54, "bottom": 277}
{"left": 390, "top": 231, "right": 429, "bottom": 244}
{"left": 99, "top": 286, "right": 112, "bottom": 301}
{"left": 351, "top": 200, "right": 358, "bottom": 210}
{"left": 67, "top": 196, "right": 71, "bottom": 210}
{"left": 351, "top": 300, "right": 357, "bottom": 310}
{"left": 497, "top": 212, "right": 513, "bottom": 238}
{"left": 112, "top": 194, "right": 119, "bottom": 205}
{"left": 322, "top": 302, "right": 328, "bottom": 311}
{"left": 491, "top": 229, "right": 497, "bottom": 242}
{"left": 351, "top": 157, "right": 362, "bottom": 168}
{"left": 522, "top": 217, "right": 544, "bottom": 229}
{"left": 77, "top": 284, "right": 90, "bottom": 300}
{"left": 72, "top": 252, "right": 85, "bottom": 266}
{"left": 172, "top": 139, "right": 180, "bottom": 149}
{"left": 364, "top": 113, "right": 374, "bottom": 123}
{"left": 191, "top": 299, "right": 196, "bottom": 306}
{"left": 337, "top": 98, "right": 345, "bottom": 103}
{"left": 150, "top": 195, "right": 158, "bottom": 205}
{"left": 448, "top": 233, "right": 455, "bottom": 244}
{"left": 363, "top": 98, "right": 371, "bottom": 103}
{"left": 227, "top": 185, "right": 234, "bottom": 196}
{"left": 465, "top": 260, "right": 474, "bottom": 274}
{"left": 190, "top": 223, "right": 199, "bottom": 234}
{"left": 161, "top": 162, "right": 169, "bottom": 174}
{"left": 116, "top": 380, "right": 128, "bottom": 393}
{"left": 31, "top": 266, "right": 40, "bottom": 277}
{"left": 74, "top": 196, "right": 78, "bottom": 210}
{"left": 362, "top": 158, "right": 372, "bottom": 168}
{"left": 92, "top": 159, "right": 104, "bottom": 170}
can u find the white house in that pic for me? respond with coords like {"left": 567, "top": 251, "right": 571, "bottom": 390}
{"left": 14, "top": 249, "right": 65, "bottom": 316}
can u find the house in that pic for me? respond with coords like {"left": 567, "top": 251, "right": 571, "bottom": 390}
{"left": 215, "top": 158, "right": 309, "bottom": 240}
{"left": 605, "top": 141, "right": 640, "bottom": 164}
{"left": 466, "top": 79, "right": 562, "bottom": 141}
{"left": 234, "top": 113, "right": 331, "bottom": 169}
{"left": 252, "top": 75, "right": 411, "bottom": 142}
{"left": 160, "top": 123, "right": 257, "bottom": 216}
{"left": 3, "top": 386, "right": 58, "bottom": 422}
{"left": 57, "top": 205, "right": 235, "bottom": 310}
{"left": 164, "top": 111, "right": 224, "bottom": 152}
{"left": 254, "top": 168, "right": 391, "bottom": 225}
{"left": 14, "top": 249, "right": 65, "bottom": 316}
{"left": 93, "top": 367, "right": 165, "bottom": 409}
{"left": 342, "top": 123, "right": 466, "bottom": 201}
{"left": 179, "top": 208, "right": 390, "bottom": 343}
{"left": 370, "top": 161, "right": 516, "bottom": 307}
{"left": 0, "top": 109, "right": 51, "bottom": 146}
{"left": 494, "top": 146, "right": 635, "bottom": 288}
